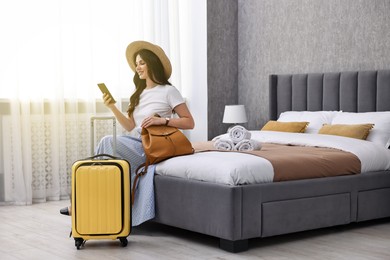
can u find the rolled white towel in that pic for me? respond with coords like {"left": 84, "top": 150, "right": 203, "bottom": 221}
{"left": 229, "top": 125, "right": 251, "bottom": 144}
{"left": 235, "top": 139, "right": 262, "bottom": 151}
{"left": 214, "top": 138, "right": 236, "bottom": 151}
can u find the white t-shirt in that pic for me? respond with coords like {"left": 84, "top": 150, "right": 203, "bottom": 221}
{"left": 132, "top": 85, "right": 185, "bottom": 127}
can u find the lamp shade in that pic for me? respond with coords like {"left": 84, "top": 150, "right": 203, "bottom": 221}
{"left": 222, "top": 105, "right": 248, "bottom": 124}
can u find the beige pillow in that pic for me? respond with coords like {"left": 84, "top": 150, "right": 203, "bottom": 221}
{"left": 261, "top": 120, "right": 309, "bottom": 133}
{"left": 318, "top": 124, "right": 374, "bottom": 140}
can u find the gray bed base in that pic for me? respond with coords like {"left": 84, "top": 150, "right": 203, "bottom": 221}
{"left": 153, "top": 70, "right": 390, "bottom": 252}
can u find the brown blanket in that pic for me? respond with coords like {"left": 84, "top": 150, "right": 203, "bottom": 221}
{"left": 192, "top": 141, "right": 361, "bottom": 181}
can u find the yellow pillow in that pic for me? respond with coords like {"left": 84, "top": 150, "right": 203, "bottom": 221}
{"left": 261, "top": 120, "right": 309, "bottom": 133}
{"left": 318, "top": 124, "right": 374, "bottom": 140}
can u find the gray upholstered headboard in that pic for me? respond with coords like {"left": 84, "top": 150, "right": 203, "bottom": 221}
{"left": 269, "top": 70, "right": 390, "bottom": 120}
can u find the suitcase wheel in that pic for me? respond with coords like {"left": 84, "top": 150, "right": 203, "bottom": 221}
{"left": 75, "top": 238, "right": 84, "bottom": 250}
{"left": 119, "top": 237, "right": 128, "bottom": 247}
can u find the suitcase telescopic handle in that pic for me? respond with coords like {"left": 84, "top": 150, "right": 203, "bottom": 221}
{"left": 90, "top": 116, "right": 116, "bottom": 156}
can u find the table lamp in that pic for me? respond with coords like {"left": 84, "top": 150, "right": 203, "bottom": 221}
{"left": 222, "top": 105, "right": 248, "bottom": 126}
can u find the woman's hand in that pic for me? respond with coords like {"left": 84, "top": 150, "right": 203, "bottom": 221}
{"left": 102, "top": 93, "right": 116, "bottom": 108}
{"left": 141, "top": 115, "right": 165, "bottom": 128}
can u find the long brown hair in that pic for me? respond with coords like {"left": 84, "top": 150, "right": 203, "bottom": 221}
{"left": 127, "top": 49, "right": 171, "bottom": 118}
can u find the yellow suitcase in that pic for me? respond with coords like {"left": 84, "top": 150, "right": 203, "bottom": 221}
{"left": 71, "top": 154, "right": 131, "bottom": 249}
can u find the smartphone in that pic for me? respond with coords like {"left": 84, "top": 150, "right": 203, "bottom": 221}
{"left": 97, "top": 83, "right": 116, "bottom": 104}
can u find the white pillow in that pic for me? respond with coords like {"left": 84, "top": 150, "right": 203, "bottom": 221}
{"left": 278, "top": 111, "right": 340, "bottom": 134}
{"left": 331, "top": 112, "right": 390, "bottom": 148}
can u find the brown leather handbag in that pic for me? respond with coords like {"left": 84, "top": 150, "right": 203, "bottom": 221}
{"left": 131, "top": 125, "right": 194, "bottom": 205}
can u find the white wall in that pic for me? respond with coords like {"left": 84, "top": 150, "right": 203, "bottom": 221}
{"left": 181, "top": 0, "right": 208, "bottom": 142}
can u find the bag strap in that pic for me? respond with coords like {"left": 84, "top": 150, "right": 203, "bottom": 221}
{"left": 131, "top": 161, "right": 150, "bottom": 206}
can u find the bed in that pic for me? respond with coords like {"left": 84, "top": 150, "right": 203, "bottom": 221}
{"left": 152, "top": 69, "right": 390, "bottom": 252}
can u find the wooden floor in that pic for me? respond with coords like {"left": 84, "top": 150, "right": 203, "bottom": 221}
{"left": 0, "top": 200, "right": 389, "bottom": 260}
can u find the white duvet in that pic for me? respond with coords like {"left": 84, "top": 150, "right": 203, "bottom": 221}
{"left": 155, "top": 131, "right": 390, "bottom": 186}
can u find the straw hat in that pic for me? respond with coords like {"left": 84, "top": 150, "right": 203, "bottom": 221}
{"left": 126, "top": 40, "right": 172, "bottom": 79}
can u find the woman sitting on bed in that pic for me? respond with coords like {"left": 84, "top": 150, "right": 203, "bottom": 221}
{"left": 60, "top": 40, "right": 195, "bottom": 226}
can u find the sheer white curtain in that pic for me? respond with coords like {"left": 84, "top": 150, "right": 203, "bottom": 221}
{"left": 0, "top": 0, "right": 207, "bottom": 205}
